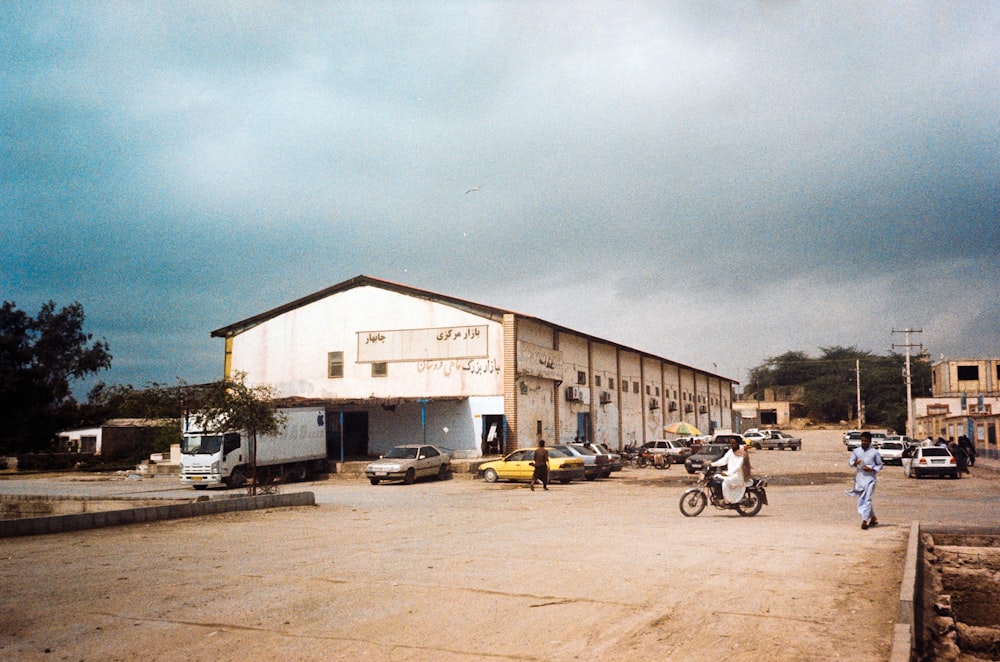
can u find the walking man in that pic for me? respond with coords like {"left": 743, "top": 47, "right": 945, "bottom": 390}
{"left": 847, "top": 431, "right": 883, "bottom": 529}
{"left": 531, "top": 438, "right": 549, "bottom": 491}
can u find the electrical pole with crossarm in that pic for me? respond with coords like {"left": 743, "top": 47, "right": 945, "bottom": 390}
{"left": 892, "top": 328, "right": 923, "bottom": 439}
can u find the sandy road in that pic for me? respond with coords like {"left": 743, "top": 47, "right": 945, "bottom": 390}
{"left": 1, "top": 430, "right": 997, "bottom": 661}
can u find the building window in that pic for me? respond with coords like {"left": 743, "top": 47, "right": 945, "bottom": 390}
{"left": 622, "top": 380, "right": 628, "bottom": 392}
{"left": 595, "top": 376, "right": 601, "bottom": 387}
{"left": 645, "top": 385, "right": 651, "bottom": 395}
{"left": 372, "top": 362, "right": 388, "bottom": 377}
{"left": 957, "top": 365, "right": 979, "bottom": 381}
{"left": 609, "top": 378, "right": 615, "bottom": 390}
{"left": 328, "top": 351, "right": 344, "bottom": 378}
{"left": 656, "top": 387, "right": 660, "bottom": 397}
{"left": 577, "top": 371, "right": 586, "bottom": 385}
{"left": 633, "top": 381, "right": 639, "bottom": 393}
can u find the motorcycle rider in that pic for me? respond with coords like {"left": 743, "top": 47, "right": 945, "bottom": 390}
{"left": 708, "top": 436, "right": 749, "bottom": 503}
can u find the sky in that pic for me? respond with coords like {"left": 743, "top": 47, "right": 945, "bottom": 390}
{"left": 3, "top": 2, "right": 999, "bottom": 397}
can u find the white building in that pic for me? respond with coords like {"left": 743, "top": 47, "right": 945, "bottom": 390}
{"left": 914, "top": 358, "right": 1000, "bottom": 457}
{"left": 210, "top": 275, "right": 736, "bottom": 459}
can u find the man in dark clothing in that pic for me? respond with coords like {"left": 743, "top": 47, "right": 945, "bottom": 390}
{"left": 959, "top": 435, "right": 976, "bottom": 467}
{"left": 531, "top": 439, "right": 550, "bottom": 491}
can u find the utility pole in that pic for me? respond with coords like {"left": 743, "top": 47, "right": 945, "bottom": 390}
{"left": 892, "top": 328, "right": 923, "bottom": 439}
{"left": 856, "top": 359, "right": 862, "bottom": 429}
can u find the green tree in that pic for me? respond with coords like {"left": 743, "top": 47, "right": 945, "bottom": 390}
{"left": 0, "top": 301, "right": 112, "bottom": 452}
{"left": 184, "top": 372, "right": 285, "bottom": 495}
{"left": 745, "top": 346, "right": 932, "bottom": 430}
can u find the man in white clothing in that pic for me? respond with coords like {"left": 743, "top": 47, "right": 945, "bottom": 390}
{"left": 709, "top": 437, "right": 747, "bottom": 503}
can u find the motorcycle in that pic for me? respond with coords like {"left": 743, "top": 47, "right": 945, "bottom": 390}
{"left": 679, "top": 466, "right": 768, "bottom": 517}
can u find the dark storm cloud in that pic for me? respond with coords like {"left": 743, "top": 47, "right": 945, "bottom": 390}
{"left": 2, "top": 2, "right": 997, "bottom": 393}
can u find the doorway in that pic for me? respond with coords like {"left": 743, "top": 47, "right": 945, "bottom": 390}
{"left": 481, "top": 415, "right": 504, "bottom": 455}
{"left": 342, "top": 411, "right": 370, "bottom": 459}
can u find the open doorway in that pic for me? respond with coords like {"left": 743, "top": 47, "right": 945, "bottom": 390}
{"left": 342, "top": 411, "right": 370, "bottom": 459}
{"left": 481, "top": 415, "right": 504, "bottom": 455}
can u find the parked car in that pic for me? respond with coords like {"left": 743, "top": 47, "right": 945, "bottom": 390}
{"left": 903, "top": 446, "right": 959, "bottom": 479}
{"left": 365, "top": 444, "right": 451, "bottom": 485}
{"left": 844, "top": 431, "right": 864, "bottom": 450}
{"left": 562, "top": 444, "right": 611, "bottom": 479}
{"left": 586, "top": 442, "right": 622, "bottom": 473}
{"left": 877, "top": 440, "right": 906, "bottom": 465}
{"left": 641, "top": 439, "right": 692, "bottom": 463}
{"left": 684, "top": 443, "right": 731, "bottom": 474}
{"left": 742, "top": 430, "right": 768, "bottom": 447}
{"left": 477, "top": 446, "right": 585, "bottom": 484}
{"left": 750, "top": 431, "right": 802, "bottom": 451}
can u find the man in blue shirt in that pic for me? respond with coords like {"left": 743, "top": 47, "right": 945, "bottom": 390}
{"left": 847, "top": 431, "right": 883, "bottom": 529}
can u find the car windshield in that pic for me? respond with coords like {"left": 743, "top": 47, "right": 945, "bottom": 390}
{"left": 700, "top": 445, "right": 729, "bottom": 455}
{"left": 570, "top": 444, "right": 597, "bottom": 455}
{"left": 881, "top": 442, "right": 903, "bottom": 450}
{"left": 384, "top": 447, "right": 418, "bottom": 459}
{"left": 547, "top": 447, "right": 571, "bottom": 458}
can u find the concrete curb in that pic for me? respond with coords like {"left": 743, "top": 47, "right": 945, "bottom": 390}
{"left": 889, "top": 520, "right": 921, "bottom": 662}
{"left": 0, "top": 491, "right": 316, "bottom": 537}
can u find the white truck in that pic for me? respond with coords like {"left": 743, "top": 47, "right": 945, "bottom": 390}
{"left": 179, "top": 407, "right": 328, "bottom": 489}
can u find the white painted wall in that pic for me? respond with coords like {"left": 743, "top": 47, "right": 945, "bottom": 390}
{"left": 230, "top": 286, "right": 504, "bottom": 400}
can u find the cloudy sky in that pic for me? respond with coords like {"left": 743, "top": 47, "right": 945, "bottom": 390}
{"left": 3, "top": 2, "right": 998, "bottom": 396}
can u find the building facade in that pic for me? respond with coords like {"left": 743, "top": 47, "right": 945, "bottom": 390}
{"left": 914, "top": 358, "right": 1000, "bottom": 459}
{"left": 211, "top": 276, "right": 736, "bottom": 459}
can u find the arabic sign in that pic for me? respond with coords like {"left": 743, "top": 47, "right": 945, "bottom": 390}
{"left": 357, "top": 325, "right": 490, "bottom": 363}
{"left": 517, "top": 341, "right": 563, "bottom": 380}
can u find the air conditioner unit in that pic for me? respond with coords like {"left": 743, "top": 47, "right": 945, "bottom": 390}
{"left": 684, "top": 403, "right": 694, "bottom": 413}
{"left": 699, "top": 405, "right": 707, "bottom": 414}
{"left": 599, "top": 391, "right": 612, "bottom": 405}
{"left": 566, "top": 386, "right": 582, "bottom": 402}
{"left": 649, "top": 398, "right": 660, "bottom": 410}
{"left": 668, "top": 401, "right": 678, "bottom": 412}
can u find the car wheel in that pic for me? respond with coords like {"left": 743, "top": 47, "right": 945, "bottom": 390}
{"left": 403, "top": 468, "right": 416, "bottom": 485}
{"left": 369, "top": 477, "right": 380, "bottom": 485}
{"left": 483, "top": 468, "right": 499, "bottom": 483}
{"left": 753, "top": 443, "right": 761, "bottom": 450}
{"left": 686, "top": 467, "right": 695, "bottom": 474}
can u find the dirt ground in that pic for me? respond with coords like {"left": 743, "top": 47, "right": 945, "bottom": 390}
{"left": 2, "top": 430, "right": 998, "bottom": 661}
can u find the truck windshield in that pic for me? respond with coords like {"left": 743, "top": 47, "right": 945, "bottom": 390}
{"left": 182, "top": 434, "right": 223, "bottom": 455}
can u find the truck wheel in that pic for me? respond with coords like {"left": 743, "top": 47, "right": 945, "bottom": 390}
{"left": 403, "top": 468, "right": 416, "bottom": 485}
{"left": 286, "top": 464, "right": 309, "bottom": 482}
{"left": 228, "top": 468, "right": 247, "bottom": 489}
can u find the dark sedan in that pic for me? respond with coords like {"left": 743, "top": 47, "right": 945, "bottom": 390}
{"left": 684, "top": 443, "right": 731, "bottom": 474}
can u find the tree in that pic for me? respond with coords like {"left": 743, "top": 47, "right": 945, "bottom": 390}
{"left": 184, "top": 372, "right": 285, "bottom": 495}
{"left": 0, "top": 301, "right": 112, "bottom": 453}
{"left": 744, "top": 346, "right": 931, "bottom": 431}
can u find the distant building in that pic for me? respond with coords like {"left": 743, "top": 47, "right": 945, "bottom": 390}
{"left": 733, "top": 387, "right": 806, "bottom": 430}
{"left": 914, "top": 358, "right": 1000, "bottom": 459}
{"left": 210, "top": 275, "right": 736, "bottom": 458}
{"left": 57, "top": 419, "right": 172, "bottom": 460}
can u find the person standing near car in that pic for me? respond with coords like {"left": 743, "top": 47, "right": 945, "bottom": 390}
{"left": 531, "top": 438, "right": 549, "bottom": 491}
{"left": 846, "top": 431, "right": 883, "bottom": 529}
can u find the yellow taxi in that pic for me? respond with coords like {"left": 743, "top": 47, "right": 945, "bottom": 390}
{"left": 478, "top": 446, "right": 586, "bottom": 484}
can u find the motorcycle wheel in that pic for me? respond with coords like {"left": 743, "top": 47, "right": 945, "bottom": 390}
{"left": 679, "top": 489, "right": 707, "bottom": 517}
{"left": 736, "top": 490, "right": 763, "bottom": 517}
